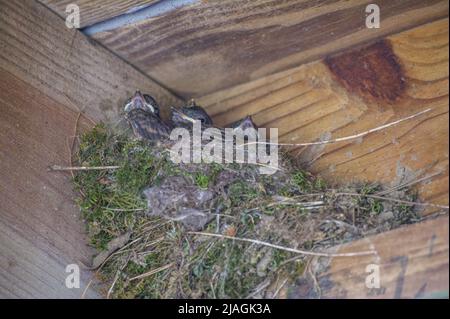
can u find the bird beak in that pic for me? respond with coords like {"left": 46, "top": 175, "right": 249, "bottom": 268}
{"left": 125, "top": 91, "right": 155, "bottom": 113}
{"left": 171, "top": 107, "right": 196, "bottom": 123}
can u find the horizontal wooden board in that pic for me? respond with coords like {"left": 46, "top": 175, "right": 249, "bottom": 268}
{"left": 0, "top": 0, "right": 181, "bottom": 298}
{"left": 91, "top": 0, "right": 449, "bottom": 98}
{"left": 39, "top": 0, "right": 159, "bottom": 28}
{"left": 284, "top": 215, "right": 449, "bottom": 298}
{"left": 197, "top": 19, "right": 449, "bottom": 213}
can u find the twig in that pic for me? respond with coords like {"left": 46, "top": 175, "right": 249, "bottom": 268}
{"left": 129, "top": 263, "right": 174, "bottom": 281}
{"left": 71, "top": 112, "right": 82, "bottom": 157}
{"left": 376, "top": 171, "right": 443, "bottom": 195}
{"left": 272, "top": 278, "right": 289, "bottom": 299}
{"left": 81, "top": 236, "right": 143, "bottom": 298}
{"left": 107, "top": 269, "right": 121, "bottom": 299}
{"left": 267, "top": 200, "right": 324, "bottom": 209}
{"left": 335, "top": 192, "right": 449, "bottom": 210}
{"left": 308, "top": 260, "right": 322, "bottom": 298}
{"left": 246, "top": 279, "right": 271, "bottom": 299}
{"left": 106, "top": 255, "right": 131, "bottom": 299}
{"left": 102, "top": 207, "right": 145, "bottom": 212}
{"left": 188, "top": 232, "right": 376, "bottom": 257}
{"left": 418, "top": 210, "right": 449, "bottom": 221}
{"left": 62, "top": 92, "right": 97, "bottom": 126}
{"left": 49, "top": 165, "right": 120, "bottom": 171}
{"left": 239, "top": 108, "right": 432, "bottom": 148}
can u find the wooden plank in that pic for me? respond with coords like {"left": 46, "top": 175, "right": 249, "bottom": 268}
{"left": 299, "top": 215, "right": 449, "bottom": 299}
{"left": 90, "top": 0, "right": 448, "bottom": 98}
{"left": 0, "top": 0, "right": 181, "bottom": 298}
{"left": 197, "top": 19, "right": 449, "bottom": 213}
{"left": 0, "top": 0, "right": 182, "bottom": 124}
{"left": 39, "top": 0, "right": 159, "bottom": 28}
{"left": 0, "top": 69, "right": 100, "bottom": 298}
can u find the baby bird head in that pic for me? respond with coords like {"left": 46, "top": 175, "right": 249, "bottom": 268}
{"left": 124, "top": 91, "right": 160, "bottom": 118}
{"left": 171, "top": 100, "right": 212, "bottom": 127}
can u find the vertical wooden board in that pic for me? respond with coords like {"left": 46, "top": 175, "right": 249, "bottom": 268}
{"left": 197, "top": 19, "right": 449, "bottom": 212}
{"left": 0, "top": 0, "right": 180, "bottom": 298}
{"left": 0, "top": 69, "right": 99, "bottom": 298}
{"left": 39, "top": 0, "right": 159, "bottom": 28}
{"left": 90, "top": 0, "right": 449, "bottom": 98}
{"left": 0, "top": 0, "right": 183, "bottom": 124}
{"left": 304, "top": 216, "right": 449, "bottom": 299}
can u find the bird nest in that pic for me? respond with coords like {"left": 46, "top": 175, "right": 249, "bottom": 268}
{"left": 67, "top": 122, "right": 431, "bottom": 299}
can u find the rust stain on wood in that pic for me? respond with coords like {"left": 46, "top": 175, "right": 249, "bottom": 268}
{"left": 197, "top": 19, "right": 449, "bottom": 213}
{"left": 325, "top": 40, "right": 406, "bottom": 104}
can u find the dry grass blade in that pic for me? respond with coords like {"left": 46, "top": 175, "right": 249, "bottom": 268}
{"left": 376, "top": 172, "right": 443, "bottom": 196}
{"left": 240, "top": 108, "right": 431, "bottom": 148}
{"left": 188, "top": 232, "right": 377, "bottom": 257}
{"left": 335, "top": 192, "right": 449, "bottom": 210}
{"left": 129, "top": 263, "right": 174, "bottom": 281}
{"left": 49, "top": 164, "right": 120, "bottom": 171}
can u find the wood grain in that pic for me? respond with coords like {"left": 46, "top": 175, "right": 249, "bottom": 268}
{"left": 197, "top": 19, "right": 449, "bottom": 213}
{"left": 0, "top": 0, "right": 182, "bottom": 124}
{"left": 39, "top": 0, "right": 159, "bottom": 28}
{"left": 285, "top": 215, "right": 449, "bottom": 298}
{"left": 0, "top": 69, "right": 100, "bottom": 298}
{"left": 90, "top": 0, "right": 449, "bottom": 98}
{"left": 0, "top": 0, "right": 180, "bottom": 298}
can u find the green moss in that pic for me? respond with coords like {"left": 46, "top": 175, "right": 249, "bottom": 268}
{"left": 314, "top": 177, "right": 327, "bottom": 191}
{"left": 371, "top": 199, "right": 383, "bottom": 214}
{"left": 291, "top": 170, "right": 313, "bottom": 192}
{"left": 194, "top": 173, "right": 210, "bottom": 189}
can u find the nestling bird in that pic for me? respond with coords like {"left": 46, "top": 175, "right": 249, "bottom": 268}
{"left": 171, "top": 99, "right": 213, "bottom": 127}
{"left": 171, "top": 100, "right": 257, "bottom": 132}
{"left": 125, "top": 92, "right": 258, "bottom": 145}
{"left": 231, "top": 115, "right": 258, "bottom": 131}
{"left": 124, "top": 91, "right": 172, "bottom": 141}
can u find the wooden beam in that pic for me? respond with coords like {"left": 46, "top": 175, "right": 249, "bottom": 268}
{"left": 197, "top": 19, "right": 449, "bottom": 213}
{"left": 90, "top": 0, "right": 448, "bottom": 98}
{"left": 0, "top": 0, "right": 182, "bottom": 123}
{"left": 293, "top": 215, "right": 449, "bottom": 298}
{"left": 39, "top": 0, "right": 159, "bottom": 28}
{"left": 0, "top": 0, "right": 180, "bottom": 298}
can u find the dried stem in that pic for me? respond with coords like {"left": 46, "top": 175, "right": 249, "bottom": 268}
{"left": 376, "top": 172, "right": 443, "bottom": 196}
{"left": 102, "top": 207, "right": 145, "bottom": 212}
{"left": 188, "top": 232, "right": 376, "bottom": 257}
{"left": 49, "top": 165, "right": 120, "bottom": 171}
{"left": 239, "top": 108, "right": 431, "bottom": 148}
{"left": 335, "top": 192, "right": 449, "bottom": 210}
{"left": 129, "top": 263, "right": 174, "bottom": 281}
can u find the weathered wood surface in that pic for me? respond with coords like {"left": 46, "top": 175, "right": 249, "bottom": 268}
{"left": 309, "top": 215, "right": 448, "bottom": 299}
{"left": 0, "top": 0, "right": 181, "bottom": 298}
{"left": 39, "top": 0, "right": 159, "bottom": 28}
{"left": 0, "top": 0, "right": 182, "bottom": 123}
{"left": 91, "top": 0, "right": 449, "bottom": 98}
{"left": 198, "top": 19, "right": 449, "bottom": 213}
{"left": 0, "top": 70, "right": 99, "bottom": 298}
